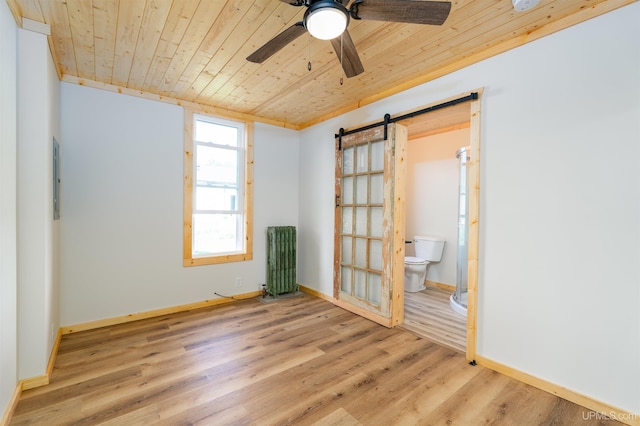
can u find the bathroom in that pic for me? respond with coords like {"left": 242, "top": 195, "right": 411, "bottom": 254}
{"left": 402, "top": 126, "right": 470, "bottom": 353}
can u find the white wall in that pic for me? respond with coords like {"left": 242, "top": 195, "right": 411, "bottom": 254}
{"left": 48, "top": 45, "right": 61, "bottom": 370}
{"left": 406, "top": 129, "right": 469, "bottom": 285}
{"left": 0, "top": 0, "right": 18, "bottom": 416}
{"left": 17, "top": 27, "right": 60, "bottom": 380}
{"left": 59, "top": 83, "right": 299, "bottom": 326}
{"left": 298, "top": 3, "right": 640, "bottom": 415}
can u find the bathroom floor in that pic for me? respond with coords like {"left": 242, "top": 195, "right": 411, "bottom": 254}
{"left": 401, "top": 286, "right": 467, "bottom": 353}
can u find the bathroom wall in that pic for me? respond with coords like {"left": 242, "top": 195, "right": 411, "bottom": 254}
{"left": 406, "top": 128, "right": 469, "bottom": 286}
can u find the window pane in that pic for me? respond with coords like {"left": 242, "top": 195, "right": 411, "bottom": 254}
{"left": 193, "top": 213, "right": 240, "bottom": 255}
{"left": 341, "top": 266, "right": 352, "bottom": 292}
{"left": 342, "top": 236, "right": 352, "bottom": 264}
{"left": 355, "top": 207, "right": 367, "bottom": 236}
{"left": 196, "top": 145, "right": 238, "bottom": 184}
{"left": 354, "top": 269, "right": 366, "bottom": 298}
{"left": 371, "top": 207, "right": 383, "bottom": 238}
{"left": 355, "top": 175, "right": 368, "bottom": 204}
{"left": 368, "top": 273, "right": 381, "bottom": 305}
{"left": 355, "top": 238, "right": 367, "bottom": 268}
{"left": 195, "top": 187, "right": 237, "bottom": 211}
{"left": 370, "top": 173, "right": 383, "bottom": 204}
{"left": 343, "top": 147, "right": 354, "bottom": 175}
{"left": 342, "top": 207, "right": 353, "bottom": 234}
{"left": 342, "top": 176, "right": 353, "bottom": 204}
{"left": 356, "top": 144, "right": 368, "bottom": 173}
{"left": 369, "top": 239, "right": 382, "bottom": 271}
{"left": 195, "top": 119, "right": 238, "bottom": 147}
{"left": 371, "top": 140, "right": 384, "bottom": 171}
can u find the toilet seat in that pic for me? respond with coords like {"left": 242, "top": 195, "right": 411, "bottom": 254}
{"left": 404, "top": 256, "right": 427, "bottom": 265}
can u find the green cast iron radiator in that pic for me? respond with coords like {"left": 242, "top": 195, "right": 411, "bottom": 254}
{"left": 266, "top": 226, "right": 298, "bottom": 296}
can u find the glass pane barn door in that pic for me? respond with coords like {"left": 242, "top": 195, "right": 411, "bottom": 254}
{"left": 334, "top": 124, "right": 407, "bottom": 327}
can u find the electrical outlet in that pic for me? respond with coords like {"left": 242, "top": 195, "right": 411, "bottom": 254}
{"left": 235, "top": 277, "right": 242, "bottom": 288}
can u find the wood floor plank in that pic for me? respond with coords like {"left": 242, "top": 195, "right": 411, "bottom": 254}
{"left": 364, "top": 351, "right": 482, "bottom": 424}
{"left": 402, "top": 286, "right": 467, "bottom": 352}
{"left": 10, "top": 294, "right": 624, "bottom": 426}
{"left": 420, "top": 368, "right": 514, "bottom": 425}
{"left": 312, "top": 408, "right": 362, "bottom": 426}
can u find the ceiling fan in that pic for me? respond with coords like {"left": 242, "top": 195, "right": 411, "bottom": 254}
{"left": 246, "top": 0, "right": 452, "bottom": 78}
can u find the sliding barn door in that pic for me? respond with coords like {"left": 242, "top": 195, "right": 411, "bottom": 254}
{"left": 334, "top": 123, "right": 407, "bottom": 327}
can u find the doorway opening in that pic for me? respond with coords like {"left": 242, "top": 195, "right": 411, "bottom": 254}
{"left": 397, "top": 93, "right": 480, "bottom": 360}
{"left": 401, "top": 125, "right": 470, "bottom": 353}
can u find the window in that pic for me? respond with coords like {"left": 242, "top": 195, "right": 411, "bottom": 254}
{"left": 184, "top": 110, "right": 253, "bottom": 266}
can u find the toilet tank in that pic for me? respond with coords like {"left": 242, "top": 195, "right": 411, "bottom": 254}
{"left": 414, "top": 236, "right": 445, "bottom": 262}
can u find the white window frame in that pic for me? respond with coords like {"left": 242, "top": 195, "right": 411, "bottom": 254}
{"left": 183, "top": 109, "right": 253, "bottom": 266}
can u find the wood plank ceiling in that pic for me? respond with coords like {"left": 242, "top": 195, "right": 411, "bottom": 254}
{"left": 8, "top": 0, "right": 633, "bottom": 129}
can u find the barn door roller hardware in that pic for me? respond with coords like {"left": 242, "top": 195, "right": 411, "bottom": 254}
{"left": 335, "top": 92, "right": 478, "bottom": 144}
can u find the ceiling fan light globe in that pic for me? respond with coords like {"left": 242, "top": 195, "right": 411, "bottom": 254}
{"left": 305, "top": 3, "right": 349, "bottom": 40}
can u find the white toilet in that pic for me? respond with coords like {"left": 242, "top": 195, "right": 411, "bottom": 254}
{"left": 404, "top": 236, "right": 445, "bottom": 292}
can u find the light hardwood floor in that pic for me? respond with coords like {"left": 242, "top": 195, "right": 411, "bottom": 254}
{"left": 402, "top": 286, "right": 467, "bottom": 353}
{"left": 11, "top": 294, "right": 620, "bottom": 425}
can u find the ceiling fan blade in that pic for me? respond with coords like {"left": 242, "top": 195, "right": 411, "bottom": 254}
{"left": 330, "top": 30, "right": 365, "bottom": 78}
{"left": 352, "top": 0, "right": 451, "bottom": 25}
{"left": 247, "top": 22, "right": 306, "bottom": 64}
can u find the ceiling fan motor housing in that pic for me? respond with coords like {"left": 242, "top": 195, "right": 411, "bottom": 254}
{"left": 304, "top": 0, "right": 350, "bottom": 40}
{"left": 512, "top": 0, "right": 540, "bottom": 12}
